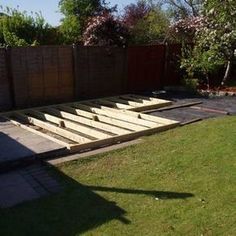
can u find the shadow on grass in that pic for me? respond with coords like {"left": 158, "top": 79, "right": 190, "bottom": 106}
{"left": 0, "top": 162, "right": 195, "bottom": 236}
{"left": 86, "top": 185, "right": 194, "bottom": 200}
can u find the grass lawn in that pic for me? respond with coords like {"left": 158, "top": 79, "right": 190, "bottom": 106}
{"left": 0, "top": 116, "right": 235, "bottom": 236}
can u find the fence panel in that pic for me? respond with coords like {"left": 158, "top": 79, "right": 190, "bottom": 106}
{"left": 11, "top": 46, "right": 74, "bottom": 108}
{"left": 0, "top": 49, "right": 12, "bottom": 110}
{"left": 74, "top": 46, "right": 127, "bottom": 99}
{"left": 164, "top": 44, "right": 182, "bottom": 86}
{"left": 0, "top": 44, "right": 186, "bottom": 111}
{"left": 127, "top": 45, "right": 166, "bottom": 92}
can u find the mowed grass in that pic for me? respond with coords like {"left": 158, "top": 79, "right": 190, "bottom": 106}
{"left": 0, "top": 116, "right": 236, "bottom": 236}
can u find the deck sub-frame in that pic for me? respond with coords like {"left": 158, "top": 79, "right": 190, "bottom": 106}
{"left": 0, "top": 94, "right": 179, "bottom": 153}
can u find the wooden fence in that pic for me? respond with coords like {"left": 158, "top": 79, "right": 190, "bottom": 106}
{"left": 0, "top": 44, "right": 182, "bottom": 110}
{"left": 11, "top": 46, "right": 74, "bottom": 107}
{"left": 0, "top": 49, "right": 11, "bottom": 110}
{"left": 74, "top": 46, "right": 127, "bottom": 99}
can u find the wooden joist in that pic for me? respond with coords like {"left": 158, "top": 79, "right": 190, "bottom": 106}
{"left": 26, "top": 110, "right": 112, "bottom": 139}
{"left": 44, "top": 107, "right": 130, "bottom": 135}
{"left": 59, "top": 105, "right": 146, "bottom": 131}
{"left": 119, "top": 95, "right": 152, "bottom": 104}
{"left": 1, "top": 115, "right": 73, "bottom": 148}
{"left": 13, "top": 112, "right": 92, "bottom": 144}
{"left": 79, "top": 94, "right": 173, "bottom": 112}
{"left": 69, "top": 121, "right": 178, "bottom": 153}
{"left": 95, "top": 99, "right": 133, "bottom": 110}
{"left": 0, "top": 94, "right": 179, "bottom": 152}
{"left": 76, "top": 102, "right": 158, "bottom": 128}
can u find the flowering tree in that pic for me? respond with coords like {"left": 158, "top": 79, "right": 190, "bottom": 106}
{"left": 168, "top": 16, "right": 205, "bottom": 43}
{"left": 59, "top": 0, "right": 115, "bottom": 44}
{"left": 181, "top": 0, "right": 236, "bottom": 86}
{"left": 83, "top": 12, "right": 129, "bottom": 46}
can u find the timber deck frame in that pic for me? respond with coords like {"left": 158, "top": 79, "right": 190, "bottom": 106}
{"left": 0, "top": 94, "right": 179, "bottom": 153}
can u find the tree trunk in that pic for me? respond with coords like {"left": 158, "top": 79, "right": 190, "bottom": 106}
{"left": 221, "top": 60, "right": 232, "bottom": 86}
{"left": 205, "top": 72, "right": 210, "bottom": 90}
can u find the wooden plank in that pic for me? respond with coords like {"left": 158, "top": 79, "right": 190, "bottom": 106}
{"left": 115, "top": 109, "right": 179, "bottom": 125}
{"left": 80, "top": 103, "right": 177, "bottom": 125}
{"left": 191, "top": 106, "right": 229, "bottom": 115}
{"left": 128, "top": 94, "right": 172, "bottom": 104}
{"left": 94, "top": 99, "right": 134, "bottom": 109}
{"left": 93, "top": 105, "right": 178, "bottom": 125}
{"left": 103, "top": 96, "right": 172, "bottom": 112}
{"left": 68, "top": 121, "right": 177, "bottom": 152}
{"left": 127, "top": 94, "right": 162, "bottom": 102}
{"left": 143, "top": 101, "right": 203, "bottom": 113}
{"left": 106, "top": 97, "right": 142, "bottom": 108}
{"left": 181, "top": 118, "right": 202, "bottom": 126}
{"left": 27, "top": 110, "right": 112, "bottom": 139}
{"left": 14, "top": 112, "right": 92, "bottom": 144}
{"left": 2, "top": 115, "right": 72, "bottom": 148}
{"left": 44, "top": 107, "right": 130, "bottom": 135}
{"left": 119, "top": 95, "right": 153, "bottom": 104}
{"left": 76, "top": 102, "right": 158, "bottom": 128}
{"left": 58, "top": 105, "right": 146, "bottom": 132}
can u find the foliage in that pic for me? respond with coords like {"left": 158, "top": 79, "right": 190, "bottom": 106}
{"left": 182, "top": 77, "right": 199, "bottom": 91}
{"left": 83, "top": 12, "right": 129, "bottom": 46}
{"left": 168, "top": 16, "right": 205, "bottom": 43}
{"left": 122, "top": 1, "right": 170, "bottom": 44}
{"left": 0, "top": 7, "right": 59, "bottom": 47}
{"left": 201, "top": 0, "right": 236, "bottom": 60}
{"left": 59, "top": 0, "right": 107, "bottom": 18}
{"left": 180, "top": 0, "right": 236, "bottom": 85}
{"left": 59, "top": 0, "right": 115, "bottom": 44}
{"left": 163, "top": 0, "right": 203, "bottom": 20}
{"left": 59, "top": 14, "right": 82, "bottom": 44}
{"left": 122, "top": 0, "right": 151, "bottom": 28}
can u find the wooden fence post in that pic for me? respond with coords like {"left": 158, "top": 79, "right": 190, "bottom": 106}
{"left": 72, "top": 44, "right": 78, "bottom": 100}
{"left": 5, "top": 47, "right": 15, "bottom": 109}
{"left": 162, "top": 42, "right": 169, "bottom": 88}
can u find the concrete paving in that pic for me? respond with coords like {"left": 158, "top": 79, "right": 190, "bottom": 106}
{"left": 0, "top": 119, "right": 65, "bottom": 168}
{"left": 0, "top": 164, "right": 62, "bottom": 208}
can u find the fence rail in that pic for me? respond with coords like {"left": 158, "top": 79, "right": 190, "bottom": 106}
{"left": 0, "top": 44, "right": 182, "bottom": 110}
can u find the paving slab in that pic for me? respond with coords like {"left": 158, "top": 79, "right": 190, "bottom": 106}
{"left": 0, "top": 119, "right": 65, "bottom": 169}
{"left": 0, "top": 164, "right": 62, "bottom": 208}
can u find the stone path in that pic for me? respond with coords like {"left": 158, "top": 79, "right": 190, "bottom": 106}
{"left": 0, "top": 164, "right": 62, "bottom": 208}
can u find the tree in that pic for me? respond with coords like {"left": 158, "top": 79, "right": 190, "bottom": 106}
{"left": 163, "top": 0, "right": 203, "bottom": 19}
{"left": 122, "top": 0, "right": 151, "bottom": 28}
{"left": 122, "top": 0, "right": 170, "bottom": 44}
{"left": 59, "top": 0, "right": 115, "bottom": 44}
{"left": 83, "top": 12, "right": 129, "bottom": 46}
{"left": 180, "top": 0, "right": 236, "bottom": 86}
{"left": 0, "top": 7, "right": 59, "bottom": 47}
{"left": 168, "top": 16, "right": 205, "bottom": 43}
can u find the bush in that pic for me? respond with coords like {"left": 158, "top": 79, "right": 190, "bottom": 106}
{"left": 83, "top": 12, "right": 129, "bottom": 46}
{"left": 0, "top": 7, "right": 60, "bottom": 46}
